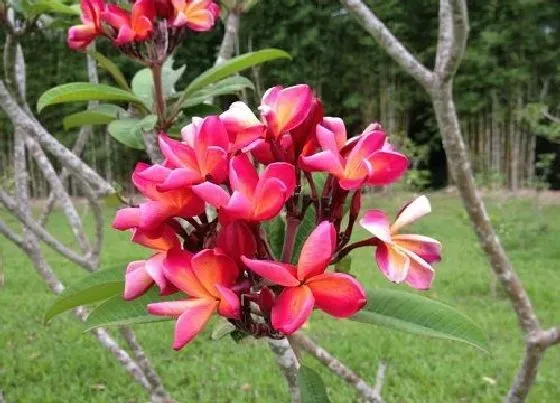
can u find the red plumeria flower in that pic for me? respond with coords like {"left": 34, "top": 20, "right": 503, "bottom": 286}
{"left": 360, "top": 195, "right": 442, "bottom": 289}
{"left": 171, "top": 0, "right": 220, "bottom": 31}
{"left": 157, "top": 116, "right": 229, "bottom": 190}
{"left": 148, "top": 248, "right": 240, "bottom": 350}
{"left": 127, "top": 163, "right": 204, "bottom": 230}
{"left": 67, "top": 0, "right": 106, "bottom": 50}
{"left": 123, "top": 224, "right": 180, "bottom": 300}
{"left": 242, "top": 222, "right": 367, "bottom": 335}
{"left": 301, "top": 120, "right": 408, "bottom": 190}
{"left": 216, "top": 221, "right": 257, "bottom": 266}
{"left": 154, "top": 0, "right": 175, "bottom": 20}
{"left": 102, "top": 0, "right": 155, "bottom": 45}
{"left": 192, "top": 154, "right": 296, "bottom": 222}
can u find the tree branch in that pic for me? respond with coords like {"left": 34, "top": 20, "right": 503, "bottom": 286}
{"left": 291, "top": 333, "right": 383, "bottom": 402}
{"left": 435, "top": 0, "right": 469, "bottom": 82}
{"left": 339, "top": 0, "right": 434, "bottom": 89}
{"left": 267, "top": 338, "right": 301, "bottom": 402}
{"left": 0, "top": 79, "right": 114, "bottom": 196}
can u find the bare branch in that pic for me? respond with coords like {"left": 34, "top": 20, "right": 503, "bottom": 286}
{"left": 339, "top": 0, "right": 434, "bottom": 89}
{"left": 374, "top": 361, "right": 387, "bottom": 396}
{"left": 291, "top": 333, "right": 383, "bottom": 403}
{"left": 0, "top": 188, "right": 95, "bottom": 270}
{"left": 543, "top": 110, "right": 560, "bottom": 124}
{"left": 0, "top": 219, "right": 27, "bottom": 251}
{"left": 0, "top": 79, "right": 114, "bottom": 196}
{"left": 541, "top": 326, "right": 560, "bottom": 347}
{"left": 216, "top": 10, "right": 240, "bottom": 65}
{"left": 267, "top": 338, "right": 301, "bottom": 402}
{"left": 435, "top": 0, "right": 469, "bottom": 82}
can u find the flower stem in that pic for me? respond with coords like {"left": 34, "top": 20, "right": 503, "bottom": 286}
{"left": 332, "top": 237, "right": 376, "bottom": 263}
{"left": 151, "top": 63, "right": 166, "bottom": 130}
{"left": 281, "top": 216, "right": 301, "bottom": 263}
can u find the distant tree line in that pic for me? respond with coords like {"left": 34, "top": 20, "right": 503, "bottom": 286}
{"left": 1, "top": 0, "right": 559, "bottom": 196}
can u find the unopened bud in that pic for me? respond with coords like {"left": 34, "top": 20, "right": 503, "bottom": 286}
{"left": 258, "top": 287, "right": 275, "bottom": 316}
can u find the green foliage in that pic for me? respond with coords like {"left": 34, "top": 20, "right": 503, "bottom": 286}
{"left": 89, "top": 51, "right": 131, "bottom": 91}
{"left": 84, "top": 289, "right": 178, "bottom": 331}
{"left": 132, "top": 57, "right": 185, "bottom": 110}
{"left": 107, "top": 116, "right": 157, "bottom": 150}
{"left": 351, "top": 287, "right": 488, "bottom": 352}
{"left": 264, "top": 215, "right": 285, "bottom": 260}
{"left": 297, "top": 366, "right": 331, "bottom": 403}
{"left": 37, "top": 83, "right": 144, "bottom": 113}
{"left": 62, "top": 105, "right": 126, "bottom": 130}
{"left": 44, "top": 266, "right": 125, "bottom": 324}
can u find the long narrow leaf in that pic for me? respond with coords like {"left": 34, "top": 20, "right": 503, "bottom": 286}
{"left": 89, "top": 51, "right": 131, "bottom": 91}
{"left": 297, "top": 366, "right": 331, "bottom": 403}
{"left": 84, "top": 289, "right": 180, "bottom": 331}
{"left": 351, "top": 288, "right": 488, "bottom": 351}
{"left": 44, "top": 266, "right": 125, "bottom": 324}
{"left": 183, "top": 49, "right": 291, "bottom": 97}
{"left": 37, "top": 83, "right": 144, "bottom": 113}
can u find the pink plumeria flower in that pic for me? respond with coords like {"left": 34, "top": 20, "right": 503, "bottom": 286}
{"left": 127, "top": 163, "right": 205, "bottom": 230}
{"left": 157, "top": 117, "right": 230, "bottom": 190}
{"left": 123, "top": 225, "right": 180, "bottom": 300}
{"left": 220, "top": 84, "right": 314, "bottom": 148}
{"left": 301, "top": 120, "right": 408, "bottom": 191}
{"left": 192, "top": 154, "right": 296, "bottom": 222}
{"left": 67, "top": 0, "right": 106, "bottom": 50}
{"left": 360, "top": 195, "right": 442, "bottom": 289}
{"left": 259, "top": 85, "right": 314, "bottom": 139}
{"left": 220, "top": 102, "right": 266, "bottom": 151}
{"left": 148, "top": 248, "right": 240, "bottom": 350}
{"left": 171, "top": 0, "right": 220, "bottom": 31}
{"left": 242, "top": 222, "right": 367, "bottom": 335}
{"left": 102, "top": 0, "right": 155, "bottom": 45}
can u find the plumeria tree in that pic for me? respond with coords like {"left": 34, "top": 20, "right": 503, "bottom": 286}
{"left": 39, "top": 0, "right": 488, "bottom": 401}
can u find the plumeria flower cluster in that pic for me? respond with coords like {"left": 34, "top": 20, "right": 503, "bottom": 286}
{"left": 68, "top": 0, "right": 220, "bottom": 62}
{"left": 113, "top": 84, "right": 442, "bottom": 350}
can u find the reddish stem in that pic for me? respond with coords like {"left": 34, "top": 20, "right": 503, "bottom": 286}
{"left": 281, "top": 216, "right": 301, "bottom": 263}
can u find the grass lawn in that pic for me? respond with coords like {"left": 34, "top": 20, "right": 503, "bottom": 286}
{"left": 1, "top": 192, "right": 559, "bottom": 402}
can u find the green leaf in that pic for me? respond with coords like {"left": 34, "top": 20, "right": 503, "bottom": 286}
{"left": 334, "top": 256, "right": 352, "bottom": 274}
{"left": 351, "top": 288, "right": 488, "bottom": 352}
{"left": 297, "top": 365, "right": 331, "bottom": 403}
{"left": 89, "top": 51, "right": 131, "bottom": 91}
{"left": 44, "top": 266, "right": 125, "bottom": 324}
{"left": 182, "top": 76, "right": 255, "bottom": 107}
{"left": 37, "top": 83, "right": 144, "bottom": 113}
{"left": 182, "top": 104, "right": 222, "bottom": 118}
{"left": 132, "top": 57, "right": 185, "bottom": 109}
{"left": 62, "top": 105, "right": 126, "bottom": 130}
{"left": 264, "top": 215, "right": 285, "bottom": 260}
{"left": 184, "top": 49, "right": 291, "bottom": 97}
{"left": 292, "top": 207, "right": 315, "bottom": 264}
{"left": 107, "top": 115, "right": 156, "bottom": 149}
{"left": 84, "top": 289, "right": 179, "bottom": 331}
{"left": 22, "top": 0, "right": 79, "bottom": 17}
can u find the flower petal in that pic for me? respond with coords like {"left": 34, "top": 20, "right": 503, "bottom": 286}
{"left": 112, "top": 207, "right": 141, "bottom": 230}
{"left": 147, "top": 299, "right": 192, "bottom": 317}
{"left": 321, "top": 117, "right": 347, "bottom": 149}
{"left": 240, "top": 257, "right": 299, "bottom": 287}
{"left": 215, "top": 284, "right": 240, "bottom": 319}
{"left": 172, "top": 299, "right": 217, "bottom": 350}
{"left": 196, "top": 116, "right": 229, "bottom": 157}
{"left": 392, "top": 234, "right": 442, "bottom": 264}
{"left": 404, "top": 254, "right": 435, "bottom": 290}
{"left": 375, "top": 243, "right": 410, "bottom": 284}
{"left": 260, "top": 84, "right": 313, "bottom": 137}
{"left": 359, "top": 210, "right": 392, "bottom": 242}
{"left": 300, "top": 150, "right": 344, "bottom": 176}
{"left": 391, "top": 195, "right": 432, "bottom": 233}
{"left": 145, "top": 253, "right": 177, "bottom": 295}
{"left": 297, "top": 221, "right": 335, "bottom": 280}
{"left": 191, "top": 249, "right": 239, "bottom": 295}
{"left": 157, "top": 168, "right": 202, "bottom": 191}
{"left": 253, "top": 178, "right": 288, "bottom": 221}
{"left": 191, "top": 181, "right": 230, "bottom": 208}
{"left": 158, "top": 134, "right": 199, "bottom": 171}
{"left": 131, "top": 225, "right": 179, "bottom": 251}
{"left": 138, "top": 201, "right": 173, "bottom": 230}
{"left": 229, "top": 154, "right": 258, "bottom": 198}
{"left": 366, "top": 151, "right": 408, "bottom": 186}
{"left": 216, "top": 221, "right": 257, "bottom": 265}
{"left": 124, "top": 260, "right": 153, "bottom": 300}
{"left": 306, "top": 273, "right": 367, "bottom": 317}
{"left": 260, "top": 163, "right": 296, "bottom": 198}
{"left": 163, "top": 248, "right": 208, "bottom": 298}
{"left": 271, "top": 285, "right": 315, "bottom": 335}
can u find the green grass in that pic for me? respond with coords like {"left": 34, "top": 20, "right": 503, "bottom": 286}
{"left": 1, "top": 193, "right": 559, "bottom": 402}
